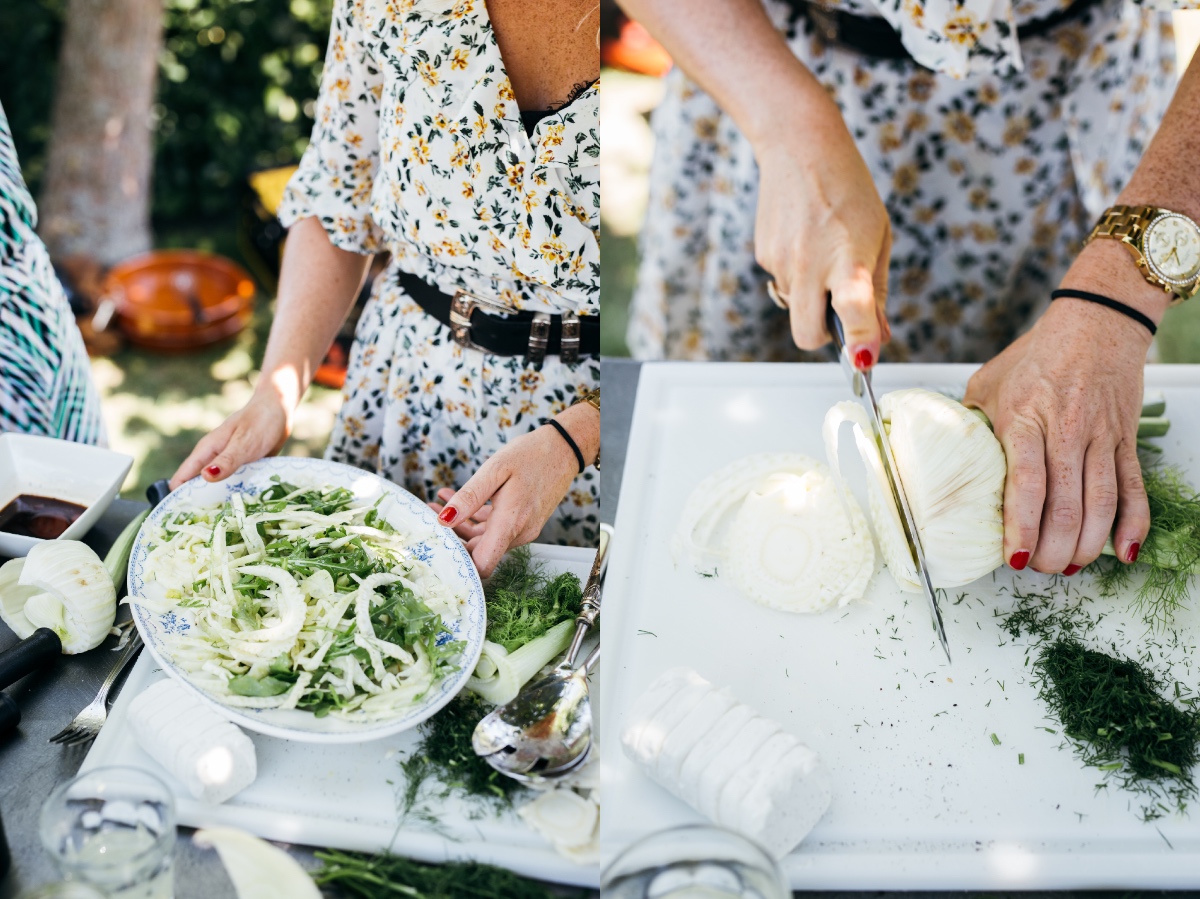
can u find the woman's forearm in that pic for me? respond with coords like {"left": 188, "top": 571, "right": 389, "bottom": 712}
{"left": 1061, "top": 49, "right": 1200, "bottom": 325}
{"left": 617, "top": 0, "right": 837, "bottom": 147}
{"left": 256, "top": 215, "right": 373, "bottom": 412}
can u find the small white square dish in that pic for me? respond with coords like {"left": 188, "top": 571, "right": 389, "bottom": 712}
{"left": 0, "top": 433, "right": 133, "bottom": 558}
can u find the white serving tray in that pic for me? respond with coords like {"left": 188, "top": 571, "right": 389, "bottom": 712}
{"left": 599, "top": 362, "right": 1200, "bottom": 890}
{"left": 84, "top": 543, "right": 599, "bottom": 888}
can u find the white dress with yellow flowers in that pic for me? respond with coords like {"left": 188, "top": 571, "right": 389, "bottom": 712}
{"left": 278, "top": 0, "right": 600, "bottom": 546}
{"left": 628, "top": 0, "right": 1190, "bottom": 363}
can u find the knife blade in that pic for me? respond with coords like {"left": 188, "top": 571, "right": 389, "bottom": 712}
{"left": 825, "top": 303, "right": 952, "bottom": 662}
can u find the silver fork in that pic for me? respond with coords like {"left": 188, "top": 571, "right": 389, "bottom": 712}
{"left": 48, "top": 630, "right": 144, "bottom": 747}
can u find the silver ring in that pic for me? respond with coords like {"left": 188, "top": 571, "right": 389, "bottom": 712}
{"left": 766, "top": 280, "right": 789, "bottom": 310}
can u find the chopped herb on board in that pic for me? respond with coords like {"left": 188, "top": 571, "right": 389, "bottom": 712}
{"left": 1001, "top": 592, "right": 1200, "bottom": 819}
{"left": 399, "top": 688, "right": 524, "bottom": 814}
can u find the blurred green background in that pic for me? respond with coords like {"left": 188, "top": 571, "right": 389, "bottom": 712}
{"left": 0, "top": 0, "right": 341, "bottom": 497}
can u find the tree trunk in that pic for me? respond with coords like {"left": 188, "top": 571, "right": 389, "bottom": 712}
{"left": 38, "top": 0, "right": 163, "bottom": 266}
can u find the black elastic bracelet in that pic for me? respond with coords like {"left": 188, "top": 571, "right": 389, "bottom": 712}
{"left": 1050, "top": 289, "right": 1157, "bottom": 337}
{"left": 547, "top": 419, "right": 585, "bottom": 474}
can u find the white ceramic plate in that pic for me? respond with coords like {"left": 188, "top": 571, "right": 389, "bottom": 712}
{"left": 0, "top": 433, "right": 133, "bottom": 558}
{"left": 126, "top": 457, "right": 486, "bottom": 743}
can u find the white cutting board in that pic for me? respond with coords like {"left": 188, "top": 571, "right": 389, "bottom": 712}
{"left": 600, "top": 362, "right": 1200, "bottom": 889}
{"left": 83, "top": 544, "right": 599, "bottom": 889}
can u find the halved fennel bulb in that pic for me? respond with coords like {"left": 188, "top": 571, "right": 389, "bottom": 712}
{"left": 0, "top": 541, "right": 116, "bottom": 652}
{"left": 824, "top": 388, "right": 1005, "bottom": 592}
{"left": 673, "top": 453, "right": 875, "bottom": 612}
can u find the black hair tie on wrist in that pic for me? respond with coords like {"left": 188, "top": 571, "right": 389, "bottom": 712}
{"left": 547, "top": 419, "right": 585, "bottom": 474}
{"left": 1050, "top": 289, "right": 1157, "bottom": 337}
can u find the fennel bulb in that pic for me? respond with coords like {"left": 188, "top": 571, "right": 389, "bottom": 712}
{"left": 672, "top": 453, "right": 875, "bottom": 612}
{"left": 824, "top": 388, "right": 1006, "bottom": 592}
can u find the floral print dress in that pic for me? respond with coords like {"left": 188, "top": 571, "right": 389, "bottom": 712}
{"left": 628, "top": 0, "right": 1191, "bottom": 363}
{"left": 278, "top": 0, "right": 600, "bottom": 547}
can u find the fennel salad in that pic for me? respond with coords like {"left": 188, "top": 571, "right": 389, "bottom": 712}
{"left": 137, "top": 478, "right": 466, "bottom": 720}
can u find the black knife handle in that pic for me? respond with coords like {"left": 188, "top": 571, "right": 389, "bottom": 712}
{"left": 825, "top": 295, "right": 847, "bottom": 356}
{"left": 0, "top": 692, "right": 19, "bottom": 741}
{"left": 0, "top": 628, "right": 62, "bottom": 691}
{"left": 146, "top": 479, "right": 172, "bottom": 509}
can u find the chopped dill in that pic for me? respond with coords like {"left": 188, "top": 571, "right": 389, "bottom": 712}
{"left": 1035, "top": 637, "right": 1200, "bottom": 819}
{"left": 313, "top": 849, "right": 588, "bottom": 898}
{"left": 399, "top": 691, "right": 525, "bottom": 813}
{"left": 1001, "top": 593, "right": 1200, "bottom": 819}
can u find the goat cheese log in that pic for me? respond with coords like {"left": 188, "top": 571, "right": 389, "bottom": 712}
{"left": 620, "top": 666, "right": 832, "bottom": 858}
{"left": 128, "top": 679, "right": 257, "bottom": 804}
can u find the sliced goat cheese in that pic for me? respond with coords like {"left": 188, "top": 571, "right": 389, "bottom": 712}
{"left": 676, "top": 703, "right": 757, "bottom": 808}
{"left": 739, "top": 743, "right": 833, "bottom": 859}
{"left": 693, "top": 714, "right": 781, "bottom": 821}
{"left": 715, "top": 730, "right": 797, "bottom": 828}
{"left": 620, "top": 666, "right": 704, "bottom": 766}
{"left": 655, "top": 686, "right": 738, "bottom": 785}
{"left": 629, "top": 681, "right": 711, "bottom": 771}
{"left": 621, "top": 667, "right": 831, "bottom": 859}
{"left": 129, "top": 679, "right": 257, "bottom": 804}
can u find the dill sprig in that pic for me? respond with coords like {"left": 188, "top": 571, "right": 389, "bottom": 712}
{"left": 485, "top": 546, "right": 583, "bottom": 652}
{"left": 1093, "top": 464, "right": 1200, "bottom": 627}
{"left": 312, "top": 848, "right": 590, "bottom": 899}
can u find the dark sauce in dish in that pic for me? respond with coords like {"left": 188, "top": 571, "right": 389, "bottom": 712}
{"left": 0, "top": 495, "right": 86, "bottom": 540}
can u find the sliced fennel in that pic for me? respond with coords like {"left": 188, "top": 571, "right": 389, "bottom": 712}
{"left": 467, "top": 546, "right": 584, "bottom": 703}
{"left": 137, "top": 480, "right": 465, "bottom": 720}
{"left": 194, "top": 827, "right": 320, "bottom": 899}
{"left": 468, "top": 618, "right": 575, "bottom": 704}
{"left": 673, "top": 454, "right": 874, "bottom": 612}
{"left": 824, "top": 389, "right": 1005, "bottom": 592}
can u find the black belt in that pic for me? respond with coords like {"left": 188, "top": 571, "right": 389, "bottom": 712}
{"left": 790, "top": 0, "right": 1105, "bottom": 63}
{"left": 396, "top": 269, "right": 598, "bottom": 365}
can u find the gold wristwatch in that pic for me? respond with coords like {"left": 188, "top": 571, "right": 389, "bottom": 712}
{"left": 1087, "top": 204, "right": 1200, "bottom": 304}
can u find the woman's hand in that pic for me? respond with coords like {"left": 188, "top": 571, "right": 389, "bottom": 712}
{"left": 963, "top": 240, "right": 1161, "bottom": 575}
{"left": 753, "top": 111, "right": 892, "bottom": 368}
{"left": 169, "top": 390, "right": 292, "bottom": 489}
{"left": 429, "top": 402, "right": 598, "bottom": 578}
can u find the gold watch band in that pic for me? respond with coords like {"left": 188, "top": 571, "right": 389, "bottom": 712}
{"left": 1087, "top": 204, "right": 1198, "bottom": 304}
{"left": 572, "top": 387, "right": 600, "bottom": 469}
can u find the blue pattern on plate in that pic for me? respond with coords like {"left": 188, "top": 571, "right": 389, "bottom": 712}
{"left": 126, "top": 457, "right": 487, "bottom": 743}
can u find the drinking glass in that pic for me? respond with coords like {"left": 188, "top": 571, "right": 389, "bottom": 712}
{"left": 602, "top": 824, "right": 790, "bottom": 899}
{"left": 17, "top": 884, "right": 107, "bottom": 899}
{"left": 39, "top": 766, "right": 176, "bottom": 899}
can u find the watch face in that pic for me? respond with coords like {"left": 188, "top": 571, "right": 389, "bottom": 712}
{"left": 1144, "top": 212, "right": 1200, "bottom": 285}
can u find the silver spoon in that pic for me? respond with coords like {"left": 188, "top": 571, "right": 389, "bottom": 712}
{"left": 472, "top": 538, "right": 607, "bottom": 781}
{"left": 472, "top": 643, "right": 600, "bottom": 782}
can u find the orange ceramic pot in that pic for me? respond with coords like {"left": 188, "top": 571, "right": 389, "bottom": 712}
{"left": 104, "top": 250, "right": 256, "bottom": 351}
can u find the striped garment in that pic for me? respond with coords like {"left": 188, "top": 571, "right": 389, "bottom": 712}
{"left": 0, "top": 100, "right": 105, "bottom": 445}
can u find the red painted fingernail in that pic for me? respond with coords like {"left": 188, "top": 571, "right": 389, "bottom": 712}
{"left": 853, "top": 348, "right": 874, "bottom": 371}
{"left": 1063, "top": 564, "right": 1082, "bottom": 576}
{"left": 1009, "top": 550, "right": 1030, "bottom": 571}
{"left": 205, "top": 465, "right": 220, "bottom": 477}
{"left": 1126, "top": 542, "right": 1141, "bottom": 564}
{"left": 438, "top": 507, "right": 457, "bottom": 526}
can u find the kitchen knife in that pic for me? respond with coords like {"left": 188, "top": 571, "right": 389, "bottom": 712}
{"left": 825, "top": 302, "right": 952, "bottom": 662}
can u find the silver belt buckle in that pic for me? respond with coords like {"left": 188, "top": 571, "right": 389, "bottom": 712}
{"left": 560, "top": 311, "right": 580, "bottom": 365}
{"left": 449, "top": 288, "right": 512, "bottom": 352}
